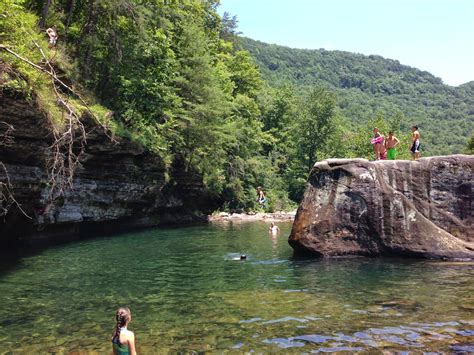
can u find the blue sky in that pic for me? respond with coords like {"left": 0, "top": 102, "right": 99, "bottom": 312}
{"left": 218, "top": 0, "right": 474, "bottom": 86}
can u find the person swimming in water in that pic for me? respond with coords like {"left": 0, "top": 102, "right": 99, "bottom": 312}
{"left": 268, "top": 222, "right": 280, "bottom": 234}
{"left": 112, "top": 307, "right": 136, "bottom": 355}
{"left": 231, "top": 254, "right": 247, "bottom": 260}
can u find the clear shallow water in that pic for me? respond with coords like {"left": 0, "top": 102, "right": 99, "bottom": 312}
{"left": 0, "top": 222, "right": 473, "bottom": 353}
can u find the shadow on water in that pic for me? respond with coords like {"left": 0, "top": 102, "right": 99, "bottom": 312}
{"left": 0, "top": 221, "right": 209, "bottom": 274}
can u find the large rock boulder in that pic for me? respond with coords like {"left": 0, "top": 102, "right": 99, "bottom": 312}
{"left": 289, "top": 156, "right": 474, "bottom": 259}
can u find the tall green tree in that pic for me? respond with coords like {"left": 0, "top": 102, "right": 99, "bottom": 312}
{"left": 295, "top": 87, "right": 337, "bottom": 172}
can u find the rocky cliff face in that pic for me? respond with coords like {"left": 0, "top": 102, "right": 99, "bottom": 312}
{"left": 289, "top": 156, "right": 474, "bottom": 259}
{"left": 0, "top": 91, "right": 214, "bottom": 246}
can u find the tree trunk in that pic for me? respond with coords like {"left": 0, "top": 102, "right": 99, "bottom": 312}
{"left": 39, "top": 0, "right": 53, "bottom": 29}
{"left": 65, "top": 0, "right": 76, "bottom": 32}
{"left": 78, "top": 0, "right": 96, "bottom": 48}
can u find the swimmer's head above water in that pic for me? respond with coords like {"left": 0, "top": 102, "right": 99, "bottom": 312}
{"left": 230, "top": 254, "right": 247, "bottom": 261}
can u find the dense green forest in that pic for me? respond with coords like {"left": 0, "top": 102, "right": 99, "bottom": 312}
{"left": 240, "top": 37, "right": 474, "bottom": 156}
{"left": 1, "top": 1, "right": 472, "bottom": 211}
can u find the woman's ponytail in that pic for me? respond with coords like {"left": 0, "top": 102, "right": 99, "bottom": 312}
{"left": 112, "top": 307, "right": 131, "bottom": 344}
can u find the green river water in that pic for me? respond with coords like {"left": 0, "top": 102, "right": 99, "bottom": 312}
{"left": 0, "top": 222, "right": 473, "bottom": 353}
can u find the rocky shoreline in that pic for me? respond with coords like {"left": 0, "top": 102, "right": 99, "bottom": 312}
{"left": 209, "top": 211, "right": 296, "bottom": 223}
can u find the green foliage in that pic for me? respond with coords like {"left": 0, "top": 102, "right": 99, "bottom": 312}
{"left": 0, "top": 0, "right": 111, "bottom": 129}
{"left": 228, "top": 50, "right": 262, "bottom": 97}
{"left": 285, "top": 87, "right": 341, "bottom": 201}
{"left": 240, "top": 37, "right": 474, "bottom": 156}
{"left": 295, "top": 88, "right": 337, "bottom": 171}
{"left": 466, "top": 133, "right": 474, "bottom": 155}
{"left": 11, "top": 0, "right": 297, "bottom": 211}
{"left": 0, "top": 0, "right": 60, "bottom": 122}
{"left": 9, "top": 1, "right": 469, "bottom": 212}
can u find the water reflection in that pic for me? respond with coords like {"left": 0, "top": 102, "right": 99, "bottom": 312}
{"left": 0, "top": 222, "right": 472, "bottom": 353}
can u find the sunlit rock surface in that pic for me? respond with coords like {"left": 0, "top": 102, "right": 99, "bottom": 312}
{"left": 289, "top": 156, "right": 474, "bottom": 259}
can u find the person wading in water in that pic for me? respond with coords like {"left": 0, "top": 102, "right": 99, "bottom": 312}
{"left": 112, "top": 307, "right": 137, "bottom": 355}
{"left": 268, "top": 222, "right": 280, "bottom": 234}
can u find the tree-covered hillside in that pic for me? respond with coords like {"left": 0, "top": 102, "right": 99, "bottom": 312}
{"left": 2, "top": 2, "right": 472, "bottom": 211}
{"left": 240, "top": 37, "right": 474, "bottom": 156}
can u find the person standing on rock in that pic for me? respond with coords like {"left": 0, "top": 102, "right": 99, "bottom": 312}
{"left": 385, "top": 131, "right": 400, "bottom": 160}
{"left": 371, "top": 128, "right": 385, "bottom": 160}
{"left": 410, "top": 126, "right": 421, "bottom": 160}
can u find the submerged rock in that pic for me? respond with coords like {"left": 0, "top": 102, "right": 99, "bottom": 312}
{"left": 289, "top": 156, "right": 474, "bottom": 259}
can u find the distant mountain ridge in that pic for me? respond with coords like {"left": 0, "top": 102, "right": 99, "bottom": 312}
{"left": 240, "top": 37, "right": 474, "bottom": 155}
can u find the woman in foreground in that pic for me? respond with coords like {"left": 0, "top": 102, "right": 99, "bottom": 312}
{"left": 112, "top": 307, "right": 137, "bottom": 355}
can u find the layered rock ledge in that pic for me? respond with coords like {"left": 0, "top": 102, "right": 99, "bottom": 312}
{"left": 0, "top": 91, "right": 214, "bottom": 246}
{"left": 289, "top": 156, "right": 474, "bottom": 259}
